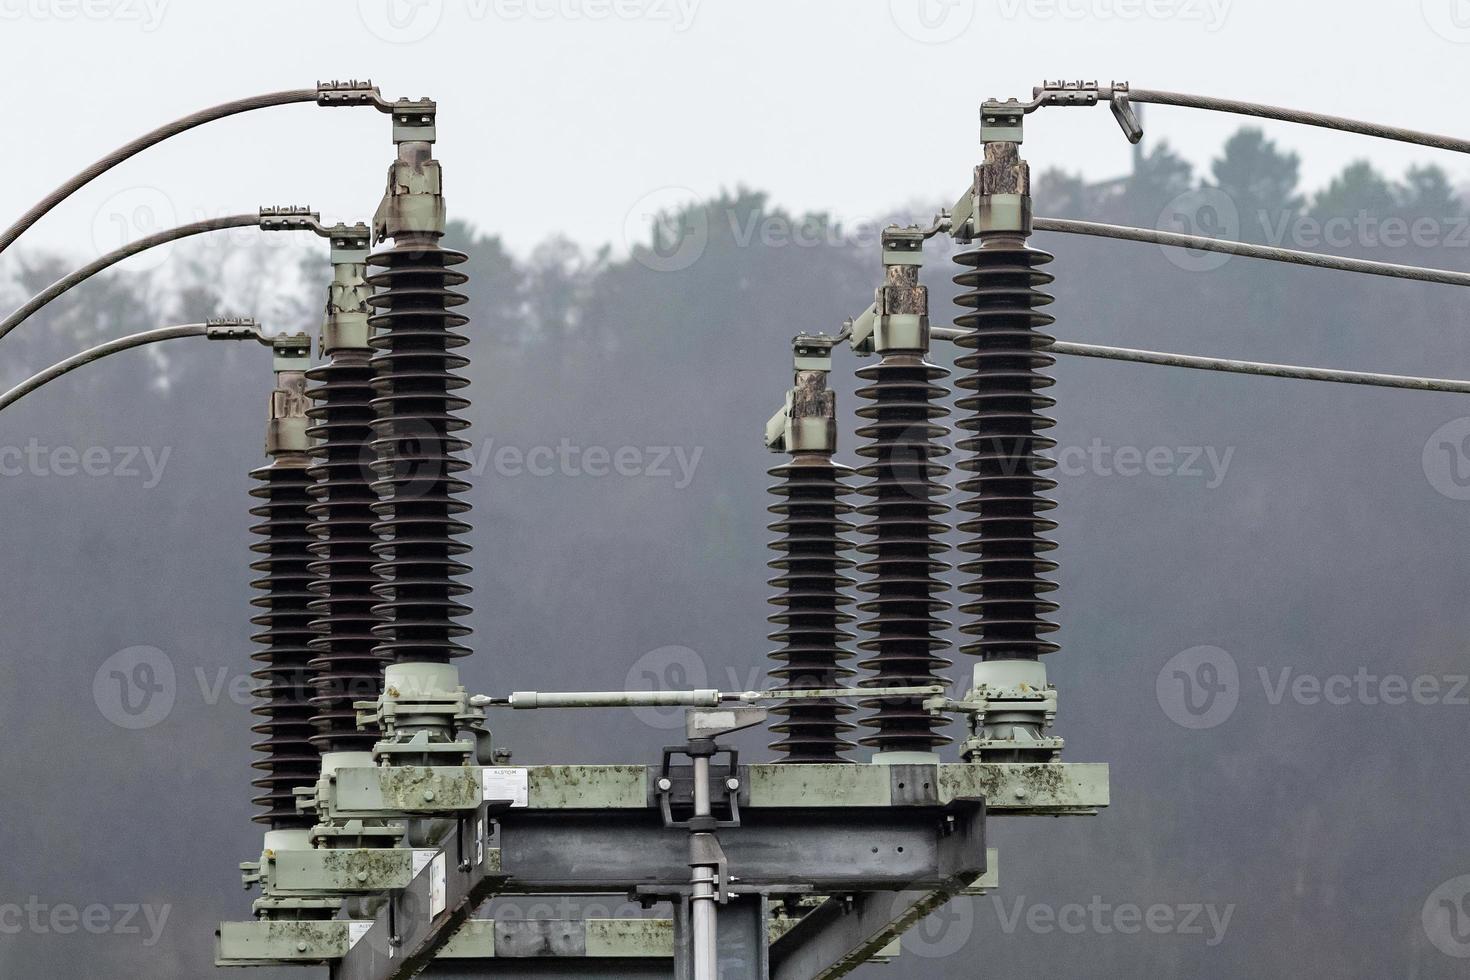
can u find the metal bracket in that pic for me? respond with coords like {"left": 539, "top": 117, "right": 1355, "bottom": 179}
{"left": 216, "top": 919, "right": 352, "bottom": 965}
{"left": 658, "top": 747, "right": 742, "bottom": 830}
{"left": 262, "top": 847, "right": 418, "bottom": 894}
{"left": 319, "top": 765, "right": 486, "bottom": 819}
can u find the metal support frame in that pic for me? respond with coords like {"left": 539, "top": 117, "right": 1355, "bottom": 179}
{"left": 217, "top": 758, "right": 1104, "bottom": 976}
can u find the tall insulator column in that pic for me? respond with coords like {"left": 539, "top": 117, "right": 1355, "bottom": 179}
{"left": 305, "top": 224, "right": 384, "bottom": 755}
{"left": 765, "top": 335, "right": 858, "bottom": 763}
{"left": 366, "top": 126, "right": 473, "bottom": 672}
{"left": 248, "top": 335, "right": 319, "bottom": 828}
{"left": 854, "top": 228, "right": 954, "bottom": 758}
{"left": 951, "top": 108, "right": 1064, "bottom": 762}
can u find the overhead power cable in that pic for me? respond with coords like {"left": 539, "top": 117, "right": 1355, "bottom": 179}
{"left": 0, "top": 89, "right": 315, "bottom": 255}
{"left": 1127, "top": 88, "right": 1470, "bottom": 156}
{"left": 0, "top": 321, "right": 263, "bottom": 413}
{"left": 1032, "top": 218, "right": 1470, "bottom": 289}
{"left": 927, "top": 328, "right": 1470, "bottom": 395}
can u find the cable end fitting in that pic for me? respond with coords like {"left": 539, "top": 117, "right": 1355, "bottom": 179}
{"left": 205, "top": 316, "right": 264, "bottom": 342}
{"left": 257, "top": 205, "right": 320, "bottom": 232}
{"left": 1024, "top": 79, "right": 1143, "bottom": 144}
{"left": 315, "top": 78, "right": 387, "bottom": 109}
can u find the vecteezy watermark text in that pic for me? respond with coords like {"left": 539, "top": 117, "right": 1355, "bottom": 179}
{"left": 0, "top": 0, "right": 167, "bottom": 30}
{"left": 0, "top": 898, "right": 170, "bottom": 946}
{"left": 358, "top": 0, "right": 698, "bottom": 44}
{"left": 991, "top": 894, "right": 1234, "bottom": 945}
{"left": 1054, "top": 441, "right": 1233, "bottom": 488}
{"left": 1423, "top": 874, "right": 1470, "bottom": 957}
{"left": 465, "top": 439, "right": 702, "bottom": 489}
{"left": 888, "top": 0, "right": 1228, "bottom": 45}
{"left": 1158, "top": 645, "right": 1468, "bottom": 729}
{"left": 0, "top": 441, "right": 170, "bottom": 488}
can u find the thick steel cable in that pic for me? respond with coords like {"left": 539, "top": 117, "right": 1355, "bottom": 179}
{"left": 928, "top": 328, "right": 1470, "bottom": 394}
{"left": 1032, "top": 217, "right": 1470, "bottom": 289}
{"left": 0, "top": 89, "right": 315, "bottom": 255}
{"left": 0, "top": 323, "right": 209, "bottom": 412}
{"left": 0, "top": 214, "right": 258, "bottom": 341}
{"left": 1127, "top": 88, "right": 1470, "bottom": 156}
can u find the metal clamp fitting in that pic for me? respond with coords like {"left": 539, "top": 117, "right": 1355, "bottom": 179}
{"left": 257, "top": 205, "right": 321, "bottom": 232}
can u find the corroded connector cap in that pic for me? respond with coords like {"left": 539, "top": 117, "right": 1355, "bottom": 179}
{"left": 765, "top": 334, "right": 840, "bottom": 454}
{"left": 373, "top": 142, "right": 445, "bottom": 241}
{"left": 319, "top": 223, "right": 373, "bottom": 354}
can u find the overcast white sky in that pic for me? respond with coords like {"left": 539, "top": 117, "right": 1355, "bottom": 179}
{"left": 1, "top": 0, "right": 1466, "bottom": 265}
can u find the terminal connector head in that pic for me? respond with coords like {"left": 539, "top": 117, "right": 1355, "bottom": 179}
{"left": 389, "top": 97, "right": 438, "bottom": 144}
{"left": 1021, "top": 79, "right": 1143, "bottom": 144}
{"left": 315, "top": 80, "right": 438, "bottom": 141}
{"left": 979, "top": 99, "right": 1026, "bottom": 143}
{"left": 881, "top": 225, "right": 924, "bottom": 266}
{"left": 270, "top": 331, "right": 312, "bottom": 359}
{"left": 792, "top": 333, "right": 838, "bottom": 372}
{"left": 318, "top": 222, "right": 372, "bottom": 249}
{"left": 1030, "top": 79, "right": 1124, "bottom": 107}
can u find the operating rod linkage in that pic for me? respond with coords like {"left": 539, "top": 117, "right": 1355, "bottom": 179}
{"left": 491, "top": 685, "right": 946, "bottom": 709}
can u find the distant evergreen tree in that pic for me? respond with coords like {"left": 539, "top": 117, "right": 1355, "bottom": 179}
{"left": 1110, "top": 141, "right": 1193, "bottom": 227}
{"left": 1311, "top": 159, "right": 1397, "bottom": 234}
{"left": 1210, "top": 128, "right": 1303, "bottom": 243}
